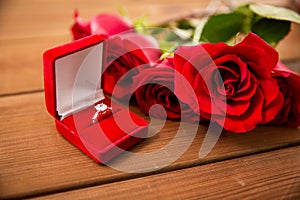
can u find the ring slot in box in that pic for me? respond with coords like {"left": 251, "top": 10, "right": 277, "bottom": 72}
{"left": 43, "top": 35, "right": 148, "bottom": 163}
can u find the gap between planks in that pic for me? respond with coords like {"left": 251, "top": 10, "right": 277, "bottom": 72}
{"left": 29, "top": 146, "right": 300, "bottom": 200}
{"left": 1, "top": 92, "right": 300, "bottom": 199}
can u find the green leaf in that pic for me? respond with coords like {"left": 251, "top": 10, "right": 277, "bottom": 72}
{"left": 158, "top": 40, "right": 179, "bottom": 53}
{"left": 199, "top": 3, "right": 298, "bottom": 46}
{"left": 250, "top": 4, "right": 300, "bottom": 23}
{"left": 252, "top": 18, "right": 291, "bottom": 47}
{"left": 200, "top": 12, "right": 246, "bottom": 43}
{"left": 133, "top": 16, "right": 148, "bottom": 34}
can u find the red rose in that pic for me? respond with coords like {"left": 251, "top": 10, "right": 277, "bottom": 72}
{"left": 133, "top": 58, "right": 200, "bottom": 121}
{"left": 71, "top": 10, "right": 132, "bottom": 40}
{"left": 270, "top": 61, "right": 300, "bottom": 127}
{"left": 103, "top": 32, "right": 161, "bottom": 98}
{"left": 174, "top": 33, "right": 283, "bottom": 133}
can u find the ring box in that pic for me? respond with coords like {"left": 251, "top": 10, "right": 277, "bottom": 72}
{"left": 43, "top": 35, "right": 148, "bottom": 163}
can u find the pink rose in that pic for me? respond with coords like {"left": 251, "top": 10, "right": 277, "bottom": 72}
{"left": 71, "top": 10, "right": 133, "bottom": 40}
{"left": 174, "top": 33, "right": 283, "bottom": 133}
{"left": 133, "top": 58, "right": 200, "bottom": 121}
{"left": 270, "top": 61, "right": 300, "bottom": 127}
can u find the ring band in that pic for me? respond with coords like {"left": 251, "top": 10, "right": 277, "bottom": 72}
{"left": 92, "top": 103, "right": 112, "bottom": 123}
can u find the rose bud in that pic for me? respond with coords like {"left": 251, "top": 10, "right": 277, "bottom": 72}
{"left": 133, "top": 58, "right": 200, "bottom": 121}
{"left": 71, "top": 10, "right": 133, "bottom": 40}
{"left": 102, "top": 32, "right": 161, "bottom": 98}
{"left": 270, "top": 61, "right": 300, "bottom": 127}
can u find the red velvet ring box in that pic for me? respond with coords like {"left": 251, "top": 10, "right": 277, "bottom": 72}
{"left": 43, "top": 35, "right": 148, "bottom": 163}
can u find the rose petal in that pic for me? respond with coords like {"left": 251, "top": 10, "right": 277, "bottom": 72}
{"left": 71, "top": 11, "right": 92, "bottom": 40}
{"left": 259, "top": 78, "right": 281, "bottom": 107}
{"left": 90, "top": 13, "right": 133, "bottom": 36}
{"left": 201, "top": 42, "right": 229, "bottom": 59}
{"left": 174, "top": 70, "right": 200, "bottom": 113}
{"left": 213, "top": 90, "right": 264, "bottom": 133}
{"left": 274, "top": 61, "right": 293, "bottom": 77}
{"left": 102, "top": 32, "right": 162, "bottom": 97}
{"left": 271, "top": 65, "right": 300, "bottom": 127}
{"left": 214, "top": 55, "right": 241, "bottom": 78}
{"left": 232, "top": 74, "right": 258, "bottom": 101}
{"left": 286, "top": 74, "right": 300, "bottom": 126}
{"left": 226, "top": 100, "right": 250, "bottom": 116}
{"left": 198, "top": 94, "right": 212, "bottom": 117}
{"left": 133, "top": 61, "right": 197, "bottom": 120}
{"left": 260, "top": 92, "right": 284, "bottom": 124}
{"left": 235, "top": 33, "right": 279, "bottom": 71}
{"left": 175, "top": 45, "right": 214, "bottom": 72}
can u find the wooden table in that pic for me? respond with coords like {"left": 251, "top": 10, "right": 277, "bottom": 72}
{"left": 1, "top": 0, "right": 300, "bottom": 199}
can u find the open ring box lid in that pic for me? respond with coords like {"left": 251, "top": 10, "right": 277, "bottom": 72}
{"left": 43, "top": 35, "right": 148, "bottom": 163}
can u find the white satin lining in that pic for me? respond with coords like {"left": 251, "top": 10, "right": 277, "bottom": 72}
{"left": 54, "top": 42, "right": 104, "bottom": 119}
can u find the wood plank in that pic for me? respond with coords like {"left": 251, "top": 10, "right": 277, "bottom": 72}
{"left": 32, "top": 146, "right": 300, "bottom": 200}
{"left": 0, "top": 0, "right": 212, "bottom": 40}
{"left": 0, "top": 0, "right": 296, "bottom": 40}
{"left": 1, "top": 92, "right": 300, "bottom": 199}
{"left": 0, "top": 35, "right": 70, "bottom": 95}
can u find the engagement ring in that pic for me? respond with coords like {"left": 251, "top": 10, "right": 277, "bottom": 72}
{"left": 92, "top": 103, "right": 112, "bottom": 123}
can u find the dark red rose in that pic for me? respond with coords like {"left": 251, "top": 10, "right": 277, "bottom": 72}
{"left": 71, "top": 10, "right": 133, "bottom": 40}
{"left": 133, "top": 58, "right": 200, "bottom": 121}
{"left": 103, "top": 32, "right": 161, "bottom": 98}
{"left": 270, "top": 61, "right": 300, "bottom": 127}
{"left": 174, "top": 33, "right": 283, "bottom": 133}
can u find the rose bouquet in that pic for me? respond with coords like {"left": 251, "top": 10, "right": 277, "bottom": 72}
{"left": 71, "top": 2, "right": 300, "bottom": 133}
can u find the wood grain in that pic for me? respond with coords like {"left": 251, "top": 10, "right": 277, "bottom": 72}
{"left": 0, "top": 92, "right": 300, "bottom": 199}
{"left": 31, "top": 146, "right": 300, "bottom": 200}
{"left": 0, "top": 0, "right": 293, "bottom": 40}
{"left": 0, "top": 35, "right": 69, "bottom": 95}
{"left": 0, "top": 0, "right": 212, "bottom": 40}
